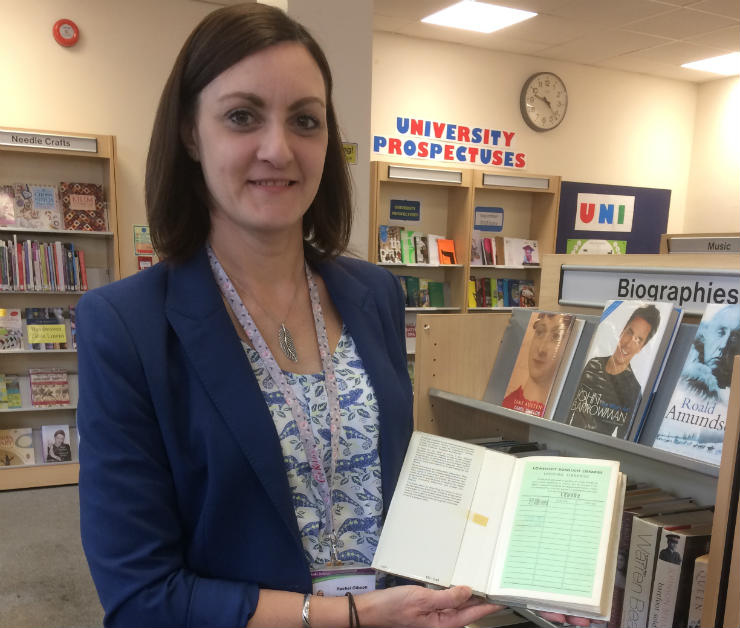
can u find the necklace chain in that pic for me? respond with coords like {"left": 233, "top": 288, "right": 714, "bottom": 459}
{"left": 231, "top": 264, "right": 305, "bottom": 362}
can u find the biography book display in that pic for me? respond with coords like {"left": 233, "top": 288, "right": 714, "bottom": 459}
{"left": 0, "top": 126, "right": 120, "bottom": 491}
{"left": 373, "top": 431, "right": 626, "bottom": 619}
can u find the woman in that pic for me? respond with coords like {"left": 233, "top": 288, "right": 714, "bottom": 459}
{"left": 76, "top": 4, "right": 501, "bottom": 627}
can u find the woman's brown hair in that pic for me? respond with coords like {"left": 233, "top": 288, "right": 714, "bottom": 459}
{"left": 145, "top": 3, "right": 352, "bottom": 264}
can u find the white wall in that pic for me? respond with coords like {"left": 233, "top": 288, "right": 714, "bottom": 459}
{"left": 371, "top": 32, "right": 738, "bottom": 235}
{"left": 684, "top": 77, "right": 740, "bottom": 233}
{"left": 0, "top": 0, "right": 214, "bottom": 277}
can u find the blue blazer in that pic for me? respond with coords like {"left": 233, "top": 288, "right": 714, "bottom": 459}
{"left": 76, "top": 249, "right": 413, "bottom": 627}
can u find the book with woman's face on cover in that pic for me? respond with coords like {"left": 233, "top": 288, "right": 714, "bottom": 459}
{"left": 501, "top": 312, "right": 575, "bottom": 418}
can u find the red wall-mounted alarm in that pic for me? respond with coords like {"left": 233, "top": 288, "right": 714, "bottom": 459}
{"left": 53, "top": 19, "right": 80, "bottom": 47}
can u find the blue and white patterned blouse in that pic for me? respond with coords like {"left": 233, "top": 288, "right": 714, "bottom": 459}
{"left": 242, "top": 325, "right": 383, "bottom": 569}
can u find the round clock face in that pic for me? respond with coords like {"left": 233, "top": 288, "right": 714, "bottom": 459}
{"left": 520, "top": 72, "right": 568, "bottom": 132}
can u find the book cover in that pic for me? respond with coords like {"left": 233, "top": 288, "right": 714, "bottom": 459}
{"left": 405, "top": 276, "right": 420, "bottom": 307}
{"left": 620, "top": 510, "right": 713, "bottom": 628}
{"left": 0, "top": 185, "right": 16, "bottom": 227}
{"left": 562, "top": 300, "right": 678, "bottom": 439}
{"left": 428, "top": 281, "right": 445, "bottom": 307}
{"left": 518, "top": 281, "right": 536, "bottom": 307}
{"left": 25, "top": 306, "right": 67, "bottom": 350}
{"left": 545, "top": 318, "right": 585, "bottom": 420}
{"left": 69, "top": 305, "right": 77, "bottom": 350}
{"left": 0, "top": 374, "right": 6, "bottom": 409}
{"left": 436, "top": 239, "right": 457, "bottom": 265}
{"left": 372, "top": 431, "right": 626, "bottom": 619}
{"left": 29, "top": 368, "right": 71, "bottom": 407}
{"left": 652, "top": 304, "right": 740, "bottom": 465}
{"left": 4, "top": 375, "right": 22, "bottom": 408}
{"left": 470, "top": 231, "right": 483, "bottom": 265}
{"left": 12, "top": 183, "right": 63, "bottom": 230}
{"left": 59, "top": 181, "right": 107, "bottom": 231}
{"left": 0, "top": 307, "right": 23, "bottom": 350}
{"left": 378, "top": 225, "right": 402, "bottom": 263}
{"left": 504, "top": 237, "right": 540, "bottom": 266}
{"left": 483, "top": 238, "right": 495, "bottom": 265}
{"left": 467, "top": 279, "right": 477, "bottom": 308}
{"left": 400, "top": 229, "right": 416, "bottom": 264}
{"left": 41, "top": 424, "right": 73, "bottom": 463}
{"left": 0, "top": 427, "right": 35, "bottom": 466}
{"left": 687, "top": 553, "right": 708, "bottom": 628}
{"left": 494, "top": 236, "right": 506, "bottom": 265}
{"left": 648, "top": 525, "right": 712, "bottom": 628}
{"left": 405, "top": 312, "right": 416, "bottom": 355}
{"left": 426, "top": 234, "right": 443, "bottom": 265}
{"left": 414, "top": 234, "right": 429, "bottom": 264}
{"left": 418, "top": 278, "right": 430, "bottom": 307}
{"left": 501, "top": 312, "right": 576, "bottom": 418}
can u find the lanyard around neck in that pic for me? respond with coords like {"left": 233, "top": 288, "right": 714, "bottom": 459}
{"left": 207, "top": 245, "right": 344, "bottom": 562}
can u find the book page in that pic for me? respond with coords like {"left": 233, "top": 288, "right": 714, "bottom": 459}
{"left": 450, "top": 449, "right": 517, "bottom": 594}
{"left": 489, "top": 457, "right": 619, "bottom": 607}
{"left": 372, "top": 432, "right": 484, "bottom": 587}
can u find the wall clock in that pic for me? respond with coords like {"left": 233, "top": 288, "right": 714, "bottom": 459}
{"left": 53, "top": 19, "right": 80, "bottom": 47}
{"left": 520, "top": 72, "right": 568, "bottom": 132}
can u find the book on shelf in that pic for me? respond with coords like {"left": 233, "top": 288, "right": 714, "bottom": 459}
{"left": 41, "top": 424, "right": 73, "bottom": 463}
{"left": 687, "top": 553, "right": 708, "bottom": 628}
{"left": 436, "top": 239, "right": 457, "bottom": 265}
{"left": 69, "top": 305, "right": 77, "bottom": 350}
{"left": 518, "top": 281, "right": 536, "bottom": 308}
{"left": 620, "top": 509, "right": 713, "bottom": 628}
{"left": 501, "top": 312, "right": 578, "bottom": 418}
{"left": 428, "top": 281, "right": 445, "bottom": 307}
{"left": 404, "top": 276, "right": 420, "bottom": 307}
{"left": 426, "top": 234, "right": 443, "bottom": 265}
{"left": 648, "top": 524, "right": 712, "bottom": 628}
{"left": 650, "top": 303, "right": 740, "bottom": 465}
{"left": 372, "top": 431, "right": 626, "bottom": 620}
{"left": 58, "top": 181, "right": 107, "bottom": 231}
{"left": 418, "top": 278, "right": 430, "bottom": 307}
{"left": 29, "top": 368, "right": 71, "bottom": 407}
{"left": 504, "top": 237, "right": 540, "bottom": 266}
{"left": 560, "top": 300, "right": 681, "bottom": 439}
{"left": 0, "top": 427, "right": 35, "bottom": 466}
{"left": 400, "top": 229, "right": 416, "bottom": 264}
{"left": 0, "top": 374, "right": 7, "bottom": 409}
{"left": 0, "top": 307, "right": 23, "bottom": 350}
{"left": 482, "top": 237, "right": 495, "bottom": 266}
{"left": 405, "top": 312, "right": 416, "bottom": 354}
{"left": 0, "top": 185, "right": 16, "bottom": 227}
{"left": 378, "top": 225, "right": 402, "bottom": 263}
{"left": 25, "top": 306, "right": 68, "bottom": 350}
{"left": 4, "top": 375, "right": 22, "bottom": 408}
{"left": 13, "top": 183, "right": 63, "bottom": 230}
{"left": 414, "top": 234, "right": 429, "bottom": 264}
{"left": 470, "top": 231, "right": 483, "bottom": 265}
{"left": 467, "top": 279, "right": 477, "bottom": 308}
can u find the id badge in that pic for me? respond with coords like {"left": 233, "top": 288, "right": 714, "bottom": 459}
{"left": 310, "top": 563, "right": 376, "bottom": 596}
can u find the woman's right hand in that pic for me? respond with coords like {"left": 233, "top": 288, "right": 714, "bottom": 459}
{"left": 357, "top": 584, "right": 504, "bottom": 628}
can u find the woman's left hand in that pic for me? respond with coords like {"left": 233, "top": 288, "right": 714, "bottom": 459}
{"left": 358, "top": 584, "right": 504, "bottom": 628}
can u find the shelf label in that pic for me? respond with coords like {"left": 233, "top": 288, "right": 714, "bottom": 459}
{"left": 559, "top": 265, "right": 740, "bottom": 315}
{"left": 474, "top": 206, "right": 504, "bottom": 232}
{"left": 27, "top": 324, "right": 67, "bottom": 344}
{"left": 0, "top": 129, "right": 98, "bottom": 153}
{"left": 668, "top": 236, "right": 740, "bottom": 254}
{"left": 390, "top": 199, "right": 420, "bottom": 222}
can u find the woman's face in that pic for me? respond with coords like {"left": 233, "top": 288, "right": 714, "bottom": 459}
{"left": 188, "top": 42, "right": 328, "bottom": 239}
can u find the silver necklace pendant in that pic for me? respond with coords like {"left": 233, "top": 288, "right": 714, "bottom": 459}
{"left": 278, "top": 322, "right": 298, "bottom": 362}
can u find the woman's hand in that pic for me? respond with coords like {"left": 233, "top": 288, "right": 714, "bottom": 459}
{"left": 358, "top": 585, "right": 504, "bottom": 628}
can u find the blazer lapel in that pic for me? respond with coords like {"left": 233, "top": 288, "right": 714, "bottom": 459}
{"left": 164, "top": 249, "right": 302, "bottom": 547}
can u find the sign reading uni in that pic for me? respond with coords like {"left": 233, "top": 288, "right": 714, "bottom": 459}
{"left": 0, "top": 129, "right": 98, "bottom": 153}
{"left": 574, "top": 193, "right": 635, "bottom": 232}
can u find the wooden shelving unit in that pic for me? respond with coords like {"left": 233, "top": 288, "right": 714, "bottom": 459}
{"left": 1, "top": 126, "right": 120, "bottom": 490}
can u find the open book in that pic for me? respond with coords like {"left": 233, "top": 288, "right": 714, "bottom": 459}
{"left": 373, "top": 431, "right": 626, "bottom": 619}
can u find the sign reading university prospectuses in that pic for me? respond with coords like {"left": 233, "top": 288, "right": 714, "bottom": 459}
{"left": 559, "top": 265, "right": 740, "bottom": 315}
{"left": 0, "top": 129, "right": 98, "bottom": 153}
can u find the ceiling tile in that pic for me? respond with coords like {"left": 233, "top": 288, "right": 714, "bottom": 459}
{"left": 489, "top": 14, "right": 598, "bottom": 45}
{"left": 689, "top": 0, "right": 740, "bottom": 18}
{"left": 627, "top": 6, "right": 737, "bottom": 38}
{"left": 395, "top": 21, "right": 479, "bottom": 46}
{"left": 545, "top": 0, "right": 677, "bottom": 26}
{"left": 599, "top": 52, "right": 720, "bottom": 80}
{"left": 631, "top": 39, "right": 732, "bottom": 63}
{"left": 538, "top": 28, "right": 670, "bottom": 63}
{"left": 373, "top": 14, "right": 414, "bottom": 32}
{"left": 687, "top": 25, "right": 740, "bottom": 50}
{"left": 373, "top": 0, "right": 451, "bottom": 20}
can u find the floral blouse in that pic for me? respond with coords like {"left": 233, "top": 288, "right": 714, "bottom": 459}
{"left": 242, "top": 325, "right": 383, "bottom": 568}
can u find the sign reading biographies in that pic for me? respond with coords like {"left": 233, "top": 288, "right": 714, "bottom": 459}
{"left": 559, "top": 265, "right": 740, "bottom": 315}
{"left": 373, "top": 116, "right": 527, "bottom": 169}
{"left": 556, "top": 181, "right": 670, "bottom": 254}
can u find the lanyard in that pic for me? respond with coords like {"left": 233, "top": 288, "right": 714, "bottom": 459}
{"left": 207, "top": 245, "right": 344, "bottom": 562}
